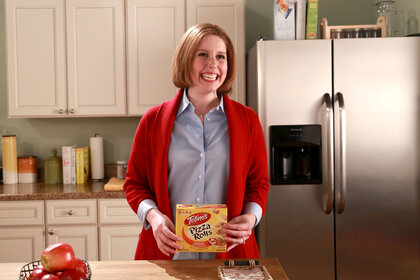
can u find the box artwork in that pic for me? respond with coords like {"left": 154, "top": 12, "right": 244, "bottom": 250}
{"left": 176, "top": 204, "right": 227, "bottom": 252}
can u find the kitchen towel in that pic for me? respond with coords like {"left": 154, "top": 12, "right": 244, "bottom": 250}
{"left": 90, "top": 134, "right": 104, "bottom": 180}
{"left": 2, "top": 135, "right": 18, "bottom": 184}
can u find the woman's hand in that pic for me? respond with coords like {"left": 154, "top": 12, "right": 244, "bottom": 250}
{"left": 222, "top": 213, "right": 256, "bottom": 251}
{"left": 146, "top": 208, "right": 183, "bottom": 256}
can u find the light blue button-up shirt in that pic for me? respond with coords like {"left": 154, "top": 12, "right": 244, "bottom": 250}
{"left": 137, "top": 89, "right": 262, "bottom": 259}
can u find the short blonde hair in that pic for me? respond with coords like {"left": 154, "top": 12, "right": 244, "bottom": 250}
{"left": 172, "top": 23, "right": 236, "bottom": 94}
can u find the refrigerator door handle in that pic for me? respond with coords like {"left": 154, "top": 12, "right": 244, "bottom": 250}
{"left": 323, "top": 93, "right": 334, "bottom": 214}
{"left": 336, "top": 92, "right": 347, "bottom": 213}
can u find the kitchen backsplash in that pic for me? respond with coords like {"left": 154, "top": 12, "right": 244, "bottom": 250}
{"left": 0, "top": 117, "right": 140, "bottom": 166}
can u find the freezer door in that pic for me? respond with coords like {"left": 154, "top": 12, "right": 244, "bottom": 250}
{"left": 252, "top": 40, "right": 335, "bottom": 280}
{"left": 334, "top": 37, "right": 420, "bottom": 280}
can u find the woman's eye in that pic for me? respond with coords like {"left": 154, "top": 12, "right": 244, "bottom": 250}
{"left": 217, "top": 55, "right": 226, "bottom": 59}
{"left": 198, "top": 52, "right": 208, "bottom": 57}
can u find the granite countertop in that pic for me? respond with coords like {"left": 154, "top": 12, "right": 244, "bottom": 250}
{"left": 0, "top": 180, "right": 126, "bottom": 201}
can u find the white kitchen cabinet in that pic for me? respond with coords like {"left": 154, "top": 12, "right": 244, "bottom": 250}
{"left": 0, "top": 227, "right": 45, "bottom": 262}
{"left": 98, "top": 199, "right": 142, "bottom": 260}
{"left": 46, "top": 225, "right": 98, "bottom": 261}
{"left": 5, "top": 0, "right": 244, "bottom": 118}
{"left": 66, "top": 0, "right": 126, "bottom": 116}
{"left": 0, "top": 201, "right": 45, "bottom": 262}
{"left": 5, "top": 0, "right": 67, "bottom": 117}
{"left": 186, "top": 0, "right": 245, "bottom": 104}
{"left": 126, "top": 0, "right": 245, "bottom": 116}
{"left": 0, "top": 198, "right": 140, "bottom": 262}
{"left": 5, "top": 0, "right": 125, "bottom": 117}
{"left": 126, "top": 0, "right": 185, "bottom": 116}
{"left": 45, "top": 199, "right": 98, "bottom": 261}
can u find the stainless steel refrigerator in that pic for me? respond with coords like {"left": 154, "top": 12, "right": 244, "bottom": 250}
{"left": 247, "top": 37, "right": 419, "bottom": 280}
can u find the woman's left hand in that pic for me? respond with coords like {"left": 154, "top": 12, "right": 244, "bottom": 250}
{"left": 222, "top": 213, "right": 256, "bottom": 251}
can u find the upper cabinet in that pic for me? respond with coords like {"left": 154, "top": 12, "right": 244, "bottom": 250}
{"left": 66, "top": 0, "right": 126, "bottom": 116}
{"left": 5, "top": 0, "right": 67, "bottom": 117}
{"left": 186, "top": 0, "right": 245, "bottom": 104}
{"left": 5, "top": 0, "right": 245, "bottom": 118}
{"left": 5, "top": 0, "right": 125, "bottom": 117}
{"left": 126, "top": 0, "right": 245, "bottom": 116}
{"left": 126, "top": 0, "right": 185, "bottom": 116}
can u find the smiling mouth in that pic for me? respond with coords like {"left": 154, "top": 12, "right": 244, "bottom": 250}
{"left": 201, "top": 73, "right": 219, "bottom": 81}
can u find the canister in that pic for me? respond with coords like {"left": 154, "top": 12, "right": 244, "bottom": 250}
{"left": 44, "top": 149, "right": 62, "bottom": 184}
{"left": 2, "top": 135, "right": 18, "bottom": 184}
{"left": 116, "top": 160, "right": 127, "bottom": 179}
{"left": 18, "top": 156, "right": 38, "bottom": 183}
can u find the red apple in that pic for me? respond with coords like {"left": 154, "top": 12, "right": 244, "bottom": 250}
{"left": 69, "top": 258, "right": 87, "bottom": 277}
{"left": 41, "top": 243, "right": 75, "bottom": 273}
{"left": 59, "top": 268, "right": 86, "bottom": 280}
{"left": 41, "top": 274, "right": 60, "bottom": 280}
{"left": 28, "top": 267, "right": 48, "bottom": 280}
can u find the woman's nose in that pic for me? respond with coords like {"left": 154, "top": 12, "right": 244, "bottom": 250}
{"left": 208, "top": 56, "right": 217, "bottom": 67}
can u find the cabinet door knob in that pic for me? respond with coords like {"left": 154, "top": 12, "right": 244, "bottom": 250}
{"left": 48, "top": 229, "right": 55, "bottom": 235}
{"left": 67, "top": 209, "right": 74, "bottom": 216}
{"left": 68, "top": 108, "right": 75, "bottom": 114}
{"left": 58, "top": 109, "right": 65, "bottom": 114}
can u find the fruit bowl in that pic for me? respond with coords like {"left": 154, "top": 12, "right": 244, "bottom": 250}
{"left": 18, "top": 260, "right": 91, "bottom": 280}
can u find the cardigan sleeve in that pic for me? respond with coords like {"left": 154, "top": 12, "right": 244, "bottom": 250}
{"left": 244, "top": 108, "right": 270, "bottom": 216}
{"left": 123, "top": 108, "right": 158, "bottom": 214}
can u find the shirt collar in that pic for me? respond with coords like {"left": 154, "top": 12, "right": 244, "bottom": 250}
{"left": 176, "top": 88, "right": 225, "bottom": 118}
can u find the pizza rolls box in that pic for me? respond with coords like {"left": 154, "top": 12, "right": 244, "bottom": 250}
{"left": 176, "top": 204, "right": 227, "bottom": 253}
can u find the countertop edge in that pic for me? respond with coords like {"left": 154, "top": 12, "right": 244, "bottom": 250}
{"left": 0, "top": 182, "right": 126, "bottom": 200}
{"left": 0, "top": 191, "right": 126, "bottom": 201}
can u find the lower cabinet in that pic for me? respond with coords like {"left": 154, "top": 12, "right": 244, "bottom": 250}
{"left": 0, "top": 226, "right": 44, "bottom": 262}
{"left": 45, "top": 199, "right": 99, "bottom": 261}
{"left": 0, "top": 198, "right": 141, "bottom": 263}
{"left": 0, "top": 200, "right": 45, "bottom": 262}
{"left": 99, "top": 225, "right": 140, "bottom": 261}
{"left": 46, "top": 225, "right": 98, "bottom": 261}
{"left": 98, "top": 199, "right": 142, "bottom": 261}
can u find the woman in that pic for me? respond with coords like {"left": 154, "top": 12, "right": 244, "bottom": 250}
{"left": 124, "top": 23, "right": 269, "bottom": 260}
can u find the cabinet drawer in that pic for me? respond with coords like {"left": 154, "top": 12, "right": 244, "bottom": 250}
{"left": 46, "top": 199, "right": 97, "bottom": 225}
{"left": 0, "top": 200, "right": 44, "bottom": 226}
{"left": 98, "top": 199, "right": 140, "bottom": 224}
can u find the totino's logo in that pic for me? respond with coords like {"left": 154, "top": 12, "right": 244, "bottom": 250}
{"left": 185, "top": 213, "right": 211, "bottom": 226}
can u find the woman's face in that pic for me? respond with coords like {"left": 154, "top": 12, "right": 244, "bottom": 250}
{"left": 190, "top": 35, "right": 228, "bottom": 95}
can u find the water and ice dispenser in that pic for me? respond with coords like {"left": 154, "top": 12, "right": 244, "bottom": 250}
{"left": 270, "top": 125, "right": 322, "bottom": 185}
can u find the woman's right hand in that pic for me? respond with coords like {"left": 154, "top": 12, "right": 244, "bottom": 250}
{"left": 146, "top": 208, "right": 183, "bottom": 256}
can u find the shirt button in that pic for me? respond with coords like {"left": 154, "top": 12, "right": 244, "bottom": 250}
{"left": 199, "top": 175, "right": 202, "bottom": 180}
{"left": 206, "top": 118, "right": 211, "bottom": 121}
{"left": 205, "top": 135, "right": 209, "bottom": 139}
{"left": 197, "top": 197, "right": 201, "bottom": 202}
{"left": 200, "top": 153, "right": 204, "bottom": 158}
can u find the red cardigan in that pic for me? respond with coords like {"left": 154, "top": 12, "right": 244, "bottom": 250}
{"left": 123, "top": 89, "right": 269, "bottom": 260}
